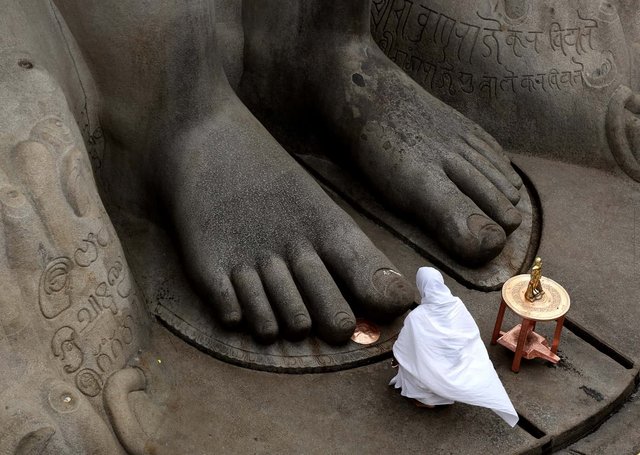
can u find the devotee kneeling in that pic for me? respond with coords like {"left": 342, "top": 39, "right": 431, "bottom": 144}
{"left": 390, "top": 267, "right": 519, "bottom": 427}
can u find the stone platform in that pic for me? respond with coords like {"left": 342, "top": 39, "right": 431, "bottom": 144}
{"left": 114, "top": 153, "right": 639, "bottom": 454}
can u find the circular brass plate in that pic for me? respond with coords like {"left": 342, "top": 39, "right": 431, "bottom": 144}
{"left": 351, "top": 319, "right": 381, "bottom": 345}
{"left": 502, "top": 274, "right": 570, "bottom": 321}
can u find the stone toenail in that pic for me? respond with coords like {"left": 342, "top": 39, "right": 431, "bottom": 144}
{"left": 372, "top": 268, "right": 403, "bottom": 294}
{"left": 479, "top": 224, "right": 503, "bottom": 235}
{"left": 505, "top": 208, "right": 522, "bottom": 224}
{"left": 0, "top": 186, "right": 27, "bottom": 213}
{"left": 466, "top": 213, "right": 494, "bottom": 235}
{"left": 334, "top": 312, "right": 355, "bottom": 330}
{"left": 262, "top": 322, "right": 277, "bottom": 334}
{"left": 294, "top": 314, "right": 310, "bottom": 327}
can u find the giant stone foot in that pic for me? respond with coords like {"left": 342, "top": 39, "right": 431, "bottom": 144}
{"left": 157, "top": 96, "right": 414, "bottom": 345}
{"left": 371, "top": 0, "right": 640, "bottom": 181}
{"left": 240, "top": 0, "right": 524, "bottom": 266}
{"left": 53, "top": 0, "right": 414, "bottom": 347}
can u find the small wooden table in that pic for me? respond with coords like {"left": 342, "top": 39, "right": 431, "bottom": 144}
{"left": 491, "top": 274, "right": 570, "bottom": 373}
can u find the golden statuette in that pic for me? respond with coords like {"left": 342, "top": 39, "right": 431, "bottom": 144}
{"left": 524, "top": 257, "right": 545, "bottom": 302}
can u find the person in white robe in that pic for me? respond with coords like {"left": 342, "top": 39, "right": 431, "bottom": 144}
{"left": 390, "top": 267, "right": 519, "bottom": 427}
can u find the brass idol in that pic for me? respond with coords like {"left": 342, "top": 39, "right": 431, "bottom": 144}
{"left": 525, "top": 257, "right": 545, "bottom": 302}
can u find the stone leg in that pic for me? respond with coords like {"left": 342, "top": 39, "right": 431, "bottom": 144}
{"left": 0, "top": 100, "right": 161, "bottom": 455}
{"left": 53, "top": 0, "right": 414, "bottom": 345}
{"left": 0, "top": 75, "right": 150, "bottom": 387}
{"left": 370, "top": 0, "right": 640, "bottom": 181}
{"left": 0, "top": 2, "right": 156, "bottom": 450}
{"left": 240, "top": 0, "right": 524, "bottom": 266}
{"left": 0, "top": 111, "right": 136, "bottom": 455}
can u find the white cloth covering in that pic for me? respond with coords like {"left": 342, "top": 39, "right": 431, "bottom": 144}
{"left": 390, "top": 267, "right": 519, "bottom": 427}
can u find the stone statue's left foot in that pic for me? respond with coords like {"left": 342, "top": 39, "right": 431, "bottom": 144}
{"left": 607, "top": 85, "right": 640, "bottom": 180}
{"left": 240, "top": 0, "right": 523, "bottom": 265}
{"left": 607, "top": 1, "right": 640, "bottom": 179}
{"left": 369, "top": 0, "right": 640, "bottom": 182}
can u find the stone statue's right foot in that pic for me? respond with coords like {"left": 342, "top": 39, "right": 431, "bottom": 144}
{"left": 158, "top": 96, "right": 414, "bottom": 344}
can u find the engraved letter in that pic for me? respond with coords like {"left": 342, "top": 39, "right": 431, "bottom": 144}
{"left": 74, "top": 235, "right": 98, "bottom": 267}
{"left": 479, "top": 75, "right": 498, "bottom": 99}
{"left": 549, "top": 22, "right": 566, "bottom": 56}
{"left": 39, "top": 257, "right": 73, "bottom": 319}
{"left": 52, "top": 326, "right": 83, "bottom": 373}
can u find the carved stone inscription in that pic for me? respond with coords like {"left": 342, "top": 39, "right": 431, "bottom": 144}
{"left": 39, "top": 227, "right": 142, "bottom": 397}
{"left": 372, "top": 0, "right": 621, "bottom": 100}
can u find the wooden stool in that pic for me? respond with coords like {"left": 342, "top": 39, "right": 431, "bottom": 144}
{"left": 491, "top": 275, "right": 570, "bottom": 373}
